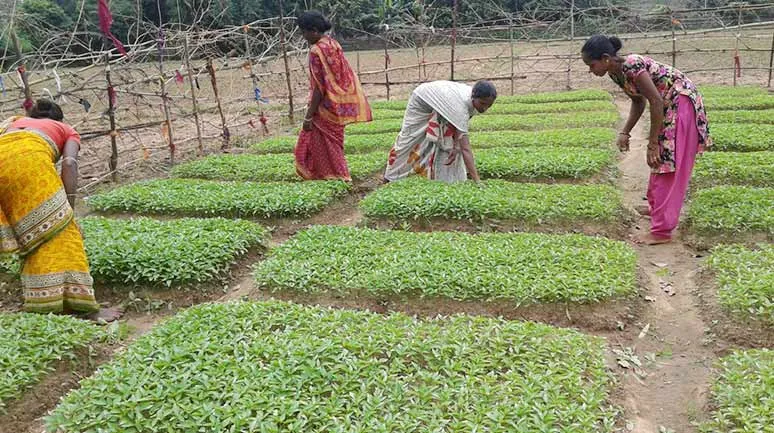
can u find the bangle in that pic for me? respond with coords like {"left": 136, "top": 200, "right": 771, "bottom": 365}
{"left": 62, "top": 156, "right": 78, "bottom": 164}
{"left": 67, "top": 193, "right": 77, "bottom": 197}
{"left": 619, "top": 131, "right": 631, "bottom": 137}
{"left": 304, "top": 116, "right": 313, "bottom": 122}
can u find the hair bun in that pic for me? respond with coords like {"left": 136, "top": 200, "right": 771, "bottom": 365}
{"left": 608, "top": 36, "right": 623, "bottom": 52}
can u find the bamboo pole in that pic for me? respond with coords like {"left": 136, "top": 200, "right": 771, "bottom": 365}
{"left": 206, "top": 58, "right": 230, "bottom": 150}
{"left": 383, "top": 32, "right": 391, "bottom": 100}
{"left": 671, "top": 13, "right": 677, "bottom": 67}
{"left": 10, "top": 30, "right": 32, "bottom": 113}
{"left": 451, "top": 0, "right": 458, "bottom": 81}
{"left": 510, "top": 19, "right": 515, "bottom": 95}
{"left": 105, "top": 64, "right": 119, "bottom": 182}
{"left": 182, "top": 35, "right": 204, "bottom": 154}
{"left": 277, "top": 1, "right": 295, "bottom": 122}
{"left": 734, "top": 5, "right": 742, "bottom": 86}
{"left": 243, "top": 24, "right": 269, "bottom": 135}
{"left": 768, "top": 31, "right": 774, "bottom": 87}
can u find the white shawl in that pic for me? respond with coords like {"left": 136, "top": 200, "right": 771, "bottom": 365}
{"left": 412, "top": 81, "right": 476, "bottom": 133}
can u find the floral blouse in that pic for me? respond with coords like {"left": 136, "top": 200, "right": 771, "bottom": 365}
{"left": 611, "top": 54, "right": 712, "bottom": 173}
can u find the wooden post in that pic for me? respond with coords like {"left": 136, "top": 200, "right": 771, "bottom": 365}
{"left": 206, "top": 58, "right": 230, "bottom": 150}
{"left": 566, "top": 58, "right": 572, "bottom": 90}
{"left": 450, "top": 0, "right": 457, "bottom": 81}
{"left": 734, "top": 5, "right": 742, "bottom": 86}
{"left": 570, "top": 0, "right": 575, "bottom": 40}
{"left": 278, "top": 1, "right": 294, "bottom": 122}
{"left": 383, "top": 32, "right": 391, "bottom": 100}
{"left": 243, "top": 24, "right": 269, "bottom": 135}
{"left": 671, "top": 13, "right": 677, "bottom": 67}
{"left": 509, "top": 19, "right": 515, "bottom": 95}
{"left": 768, "top": 31, "right": 774, "bottom": 88}
{"left": 105, "top": 64, "right": 119, "bottom": 182}
{"left": 10, "top": 29, "right": 32, "bottom": 113}
{"left": 356, "top": 51, "right": 361, "bottom": 75}
{"left": 183, "top": 35, "right": 204, "bottom": 154}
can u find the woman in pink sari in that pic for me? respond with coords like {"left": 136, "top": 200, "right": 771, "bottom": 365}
{"left": 582, "top": 35, "right": 711, "bottom": 245}
{"left": 294, "top": 11, "right": 372, "bottom": 181}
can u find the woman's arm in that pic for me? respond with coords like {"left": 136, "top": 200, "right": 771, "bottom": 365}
{"left": 617, "top": 94, "right": 646, "bottom": 151}
{"left": 633, "top": 72, "right": 665, "bottom": 168}
{"left": 61, "top": 140, "right": 80, "bottom": 208}
{"left": 450, "top": 134, "right": 479, "bottom": 182}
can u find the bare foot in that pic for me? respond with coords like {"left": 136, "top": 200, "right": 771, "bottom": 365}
{"left": 633, "top": 233, "right": 672, "bottom": 245}
{"left": 634, "top": 204, "right": 651, "bottom": 216}
{"left": 83, "top": 307, "right": 123, "bottom": 324}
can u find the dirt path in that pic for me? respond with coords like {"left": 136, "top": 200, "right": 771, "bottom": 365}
{"left": 610, "top": 98, "right": 717, "bottom": 433}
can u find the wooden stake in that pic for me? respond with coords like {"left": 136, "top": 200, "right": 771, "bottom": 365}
{"left": 671, "top": 13, "right": 677, "bottom": 67}
{"left": 767, "top": 31, "right": 774, "bottom": 88}
{"left": 383, "top": 33, "right": 391, "bottom": 100}
{"left": 509, "top": 19, "right": 515, "bottom": 95}
{"left": 243, "top": 24, "right": 269, "bottom": 135}
{"left": 105, "top": 64, "right": 119, "bottom": 182}
{"left": 183, "top": 35, "right": 204, "bottom": 154}
{"left": 206, "top": 58, "right": 229, "bottom": 150}
{"left": 451, "top": 0, "right": 457, "bottom": 81}
{"left": 10, "top": 29, "right": 32, "bottom": 113}
{"left": 278, "top": 0, "right": 294, "bottom": 122}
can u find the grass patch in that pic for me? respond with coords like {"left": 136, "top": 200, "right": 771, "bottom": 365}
{"left": 700, "top": 349, "right": 773, "bottom": 433}
{"left": 250, "top": 128, "right": 615, "bottom": 156}
{"left": 698, "top": 85, "right": 767, "bottom": 98}
{"left": 472, "top": 128, "right": 615, "bottom": 149}
{"left": 81, "top": 217, "right": 268, "bottom": 287}
{"left": 705, "top": 95, "right": 774, "bottom": 111}
{"left": 706, "top": 244, "right": 774, "bottom": 324}
{"left": 476, "top": 146, "right": 616, "bottom": 181}
{"left": 360, "top": 177, "right": 623, "bottom": 225}
{"left": 346, "top": 111, "right": 619, "bottom": 135}
{"left": 687, "top": 186, "right": 774, "bottom": 236}
{"left": 47, "top": 300, "right": 618, "bottom": 433}
{"left": 88, "top": 179, "right": 350, "bottom": 219}
{"left": 711, "top": 124, "right": 774, "bottom": 152}
{"left": 372, "top": 100, "right": 615, "bottom": 118}
{"left": 370, "top": 89, "right": 612, "bottom": 111}
{"left": 693, "top": 152, "right": 774, "bottom": 189}
{"left": 171, "top": 152, "right": 385, "bottom": 182}
{"left": 250, "top": 133, "right": 398, "bottom": 155}
{"left": 710, "top": 109, "right": 774, "bottom": 125}
{"left": 0, "top": 313, "right": 100, "bottom": 413}
{"left": 255, "top": 226, "right": 637, "bottom": 304}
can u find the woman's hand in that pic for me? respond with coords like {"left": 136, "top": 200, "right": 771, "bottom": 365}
{"left": 616, "top": 133, "right": 630, "bottom": 152}
{"left": 646, "top": 143, "right": 661, "bottom": 168}
{"left": 444, "top": 147, "right": 459, "bottom": 165}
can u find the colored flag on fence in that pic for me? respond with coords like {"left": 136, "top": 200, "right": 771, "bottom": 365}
{"left": 98, "top": 0, "right": 127, "bottom": 56}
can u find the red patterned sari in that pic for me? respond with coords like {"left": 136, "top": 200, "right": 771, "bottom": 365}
{"left": 295, "top": 36, "right": 372, "bottom": 181}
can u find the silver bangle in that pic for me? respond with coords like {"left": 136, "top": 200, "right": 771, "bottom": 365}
{"left": 62, "top": 156, "right": 79, "bottom": 164}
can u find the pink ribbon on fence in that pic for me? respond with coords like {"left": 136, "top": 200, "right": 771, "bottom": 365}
{"left": 97, "top": 0, "right": 127, "bottom": 56}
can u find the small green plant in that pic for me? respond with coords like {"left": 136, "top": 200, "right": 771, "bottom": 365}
{"left": 700, "top": 349, "right": 773, "bottom": 433}
{"left": 686, "top": 186, "right": 774, "bottom": 236}
{"left": 485, "top": 99, "right": 616, "bottom": 116}
{"left": 254, "top": 226, "right": 637, "bottom": 304}
{"left": 0, "top": 313, "right": 100, "bottom": 413}
{"left": 475, "top": 146, "right": 616, "bottom": 180}
{"left": 704, "top": 95, "right": 774, "bottom": 111}
{"left": 88, "top": 179, "right": 351, "bottom": 218}
{"left": 360, "top": 177, "right": 624, "bottom": 225}
{"left": 693, "top": 151, "right": 774, "bottom": 189}
{"left": 706, "top": 244, "right": 773, "bottom": 324}
{"left": 47, "top": 301, "right": 618, "bottom": 433}
{"left": 710, "top": 109, "right": 774, "bottom": 125}
{"left": 171, "top": 152, "right": 386, "bottom": 182}
{"left": 711, "top": 124, "right": 774, "bottom": 152}
{"left": 0, "top": 254, "right": 20, "bottom": 275}
{"left": 81, "top": 217, "right": 269, "bottom": 287}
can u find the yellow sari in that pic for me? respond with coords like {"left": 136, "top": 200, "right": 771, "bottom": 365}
{"left": 0, "top": 130, "right": 98, "bottom": 313}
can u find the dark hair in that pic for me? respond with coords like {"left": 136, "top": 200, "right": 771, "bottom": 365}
{"left": 581, "top": 35, "right": 623, "bottom": 60}
{"left": 472, "top": 80, "right": 497, "bottom": 99}
{"left": 29, "top": 99, "right": 64, "bottom": 121}
{"left": 297, "top": 11, "right": 332, "bottom": 33}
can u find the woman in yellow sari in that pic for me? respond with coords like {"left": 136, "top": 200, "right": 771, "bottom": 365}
{"left": 0, "top": 100, "right": 119, "bottom": 321}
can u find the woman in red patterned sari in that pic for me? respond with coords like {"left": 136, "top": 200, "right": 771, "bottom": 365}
{"left": 295, "top": 11, "right": 372, "bottom": 181}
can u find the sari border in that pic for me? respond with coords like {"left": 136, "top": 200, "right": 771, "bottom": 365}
{"left": 15, "top": 189, "right": 73, "bottom": 255}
